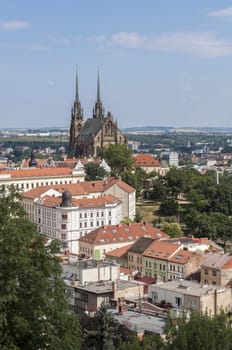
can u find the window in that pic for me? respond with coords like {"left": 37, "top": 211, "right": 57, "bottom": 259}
{"left": 212, "top": 270, "right": 217, "bottom": 276}
{"left": 152, "top": 291, "right": 158, "bottom": 303}
{"left": 109, "top": 211, "right": 111, "bottom": 216}
{"left": 101, "top": 212, "right": 104, "bottom": 217}
{"left": 205, "top": 269, "right": 208, "bottom": 275}
{"left": 163, "top": 264, "right": 165, "bottom": 271}
{"left": 97, "top": 221, "right": 99, "bottom": 226}
{"left": 80, "top": 213, "right": 82, "bottom": 219}
{"left": 175, "top": 297, "right": 182, "bottom": 307}
{"left": 80, "top": 223, "right": 82, "bottom": 228}
{"left": 91, "top": 222, "right": 93, "bottom": 227}
{"left": 170, "top": 264, "right": 172, "bottom": 271}
{"left": 84, "top": 213, "right": 87, "bottom": 218}
{"left": 108, "top": 220, "right": 111, "bottom": 225}
{"left": 84, "top": 222, "right": 87, "bottom": 228}
{"left": 62, "top": 214, "right": 68, "bottom": 220}
{"left": 61, "top": 224, "right": 66, "bottom": 230}
{"left": 90, "top": 212, "right": 93, "bottom": 218}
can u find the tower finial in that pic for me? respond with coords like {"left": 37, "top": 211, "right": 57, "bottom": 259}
{"left": 75, "top": 65, "right": 79, "bottom": 102}
{"left": 97, "top": 66, "right": 100, "bottom": 103}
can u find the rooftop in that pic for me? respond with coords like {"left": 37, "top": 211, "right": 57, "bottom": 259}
{"left": 38, "top": 193, "right": 121, "bottom": 209}
{"left": 152, "top": 280, "right": 227, "bottom": 297}
{"left": 143, "top": 240, "right": 181, "bottom": 260}
{"left": 134, "top": 154, "right": 160, "bottom": 167}
{"left": 201, "top": 252, "right": 232, "bottom": 270}
{"left": 79, "top": 223, "right": 169, "bottom": 245}
{"left": 22, "top": 177, "right": 135, "bottom": 199}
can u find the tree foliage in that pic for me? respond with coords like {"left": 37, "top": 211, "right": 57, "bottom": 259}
{"left": 150, "top": 167, "right": 232, "bottom": 241}
{"left": 0, "top": 187, "right": 81, "bottom": 350}
{"left": 160, "top": 222, "right": 183, "bottom": 238}
{"left": 84, "top": 162, "right": 106, "bottom": 181}
{"left": 101, "top": 144, "right": 134, "bottom": 176}
{"left": 80, "top": 303, "right": 123, "bottom": 350}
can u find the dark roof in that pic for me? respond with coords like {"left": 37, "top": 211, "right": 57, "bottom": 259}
{"left": 77, "top": 118, "right": 103, "bottom": 141}
{"left": 128, "top": 236, "right": 154, "bottom": 254}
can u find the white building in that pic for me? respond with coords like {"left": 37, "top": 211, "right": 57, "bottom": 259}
{"left": 148, "top": 280, "right": 232, "bottom": 316}
{"left": 22, "top": 177, "right": 136, "bottom": 222}
{"left": 0, "top": 162, "right": 85, "bottom": 191}
{"left": 169, "top": 152, "right": 179, "bottom": 167}
{"left": 34, "top": 191, "right": 122, "bottom": 254}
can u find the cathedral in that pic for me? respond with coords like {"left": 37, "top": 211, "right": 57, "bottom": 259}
{"left": 68, "top": 71, "right": 127, "bottom": 158}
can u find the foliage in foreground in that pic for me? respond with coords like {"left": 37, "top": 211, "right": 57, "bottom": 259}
{"left": 0, "top": 187, "right": 81, "bottom": 350}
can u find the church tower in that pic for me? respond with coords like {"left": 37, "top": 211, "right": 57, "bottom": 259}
{"left": 93, "top": 69, "right": 105, "bottom": 119}
{"left": 68, "top": 69, "right": 84, "bottom": 157}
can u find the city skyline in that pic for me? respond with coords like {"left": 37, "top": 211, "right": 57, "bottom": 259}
{"left": 1, "top": 1, "right": 232, "bottom": 128}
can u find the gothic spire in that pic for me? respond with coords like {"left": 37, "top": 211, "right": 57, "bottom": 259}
{"left": 75, "top": 66, "right": 79, "bottom": 102}
{"left": 97, "top": 67, "right": 101, "bottom": 103}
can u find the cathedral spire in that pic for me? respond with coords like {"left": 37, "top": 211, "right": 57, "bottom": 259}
{"left": 97, "top": 67, "right": 101, "bottom": 103}
{"left": 75, "top": 66, "right": 79, "bottom": 102}
{"left": 93, "top": 67, "right": 104, "bottom": 119}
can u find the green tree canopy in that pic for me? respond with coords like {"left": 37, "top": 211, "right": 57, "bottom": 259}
{"left": 0, "top": 187, "right": 81, "bottom": 350}
{"left": 100, "top": 144, "right": 134, "bottom": 176}
{"left": 160, "top": 222, "right": 183, "bottom": 238}
{"left": 84, "top": 161, "right": 106, "bottom": 181}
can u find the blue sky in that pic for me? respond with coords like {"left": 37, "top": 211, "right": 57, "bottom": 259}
{"left": 1, "top": 0, "right": 232, "bottom": 129}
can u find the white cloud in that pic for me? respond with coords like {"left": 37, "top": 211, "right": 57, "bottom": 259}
{"left": 0, "top": 21, "right": 30, "bottom": 31}
{"left": 87, "top": 35, "right": 107, "bottom": 43}
{"left": 111, "top": 32, "right": 146, "bottom": 48}
{"left": 105, "top": 31, "right": 232, "bottom": 57}
{"left": 208, "top": 7, "right": 232, "bottom": 17}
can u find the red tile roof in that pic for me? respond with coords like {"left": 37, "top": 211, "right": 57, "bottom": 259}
{"left": 0, "top": 167, "right": 72, "bottom": 178}
{"left": 105, "top": 244, "right": 133, "bottom": 258}
{"left": 168, "top": 249, "right": 195, "bottom": 265}
{"left": 134, "top": 154, "right": 160, "bottom": 167}
{"left": 39, "top": 194, "right": 121, "bottom": 209}
{"left": 22, "top": 178, "right": 135, "bottom": 200}
{"left": 103, "top": 177, "right": 135, "bottom": 193}
{"left": 79, "top": 223, "right": 169, "bottom": 245}
{"left": 143, "top": 240, "right": 181, "bottom": 260}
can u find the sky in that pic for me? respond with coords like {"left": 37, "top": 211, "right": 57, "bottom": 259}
{"left": 1, "top": 0, "right": 232, "bottom": 129}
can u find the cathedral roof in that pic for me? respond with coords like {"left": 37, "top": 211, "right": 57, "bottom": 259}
{"left": 77, "top": 118, "right": 102, "bottom": 141}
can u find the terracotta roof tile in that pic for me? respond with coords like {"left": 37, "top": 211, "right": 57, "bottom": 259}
{"left": 79, "top": 223, "right": 169, "bottom": 245}
{"left": 39, "top": 194, "right": 121, "bottom": 209}
{"left": 168, "top": 249, "right": 195, "bottom": 264}
{"left": 143, "top": 240, "right": 181, "bottom": 260}
{"left": 134, "top": 154, "right": 160, "bottom": 167}
{"left": 0, "top": 167, "right": 72, "bottom": 178}
{"left": 22, "top": 177, "right": 135, "bottom": 199}
{"left": 105, "top": 244, "right": 133, "bottom": 258}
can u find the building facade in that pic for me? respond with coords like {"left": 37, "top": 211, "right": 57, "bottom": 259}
{"left": 26, "top": 190, "right": 122, "bottom": 254}
{"left": 68, "top": 71, "right": 127, "bottom": 158}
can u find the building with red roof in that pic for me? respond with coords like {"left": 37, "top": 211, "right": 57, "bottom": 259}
{"left": 79, "top": 222, "right": 168, "bottom": 260}
{"left": 34, "top": 191, "right": 122, "bottom": 254}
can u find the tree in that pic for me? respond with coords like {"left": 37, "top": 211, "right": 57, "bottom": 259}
{"left": 160, "top": 222, "right": 183, "bottom": 238}
{"left": 101, "top": 144, "right": 134, "bottom": 176}
{"left": 165, "top": 311, "right": 232, "bottom": 350}
{"left": 84, "top": 162, "right": 106, "bottom": 181}
{"left": 81, "top": 303, "right": 122, "bottom": 350}
{"left": 0, "top": 187, "right": 81, "bottom": 350}
{"left": 159, "top": 199, "right": 178, "bottom": 216}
